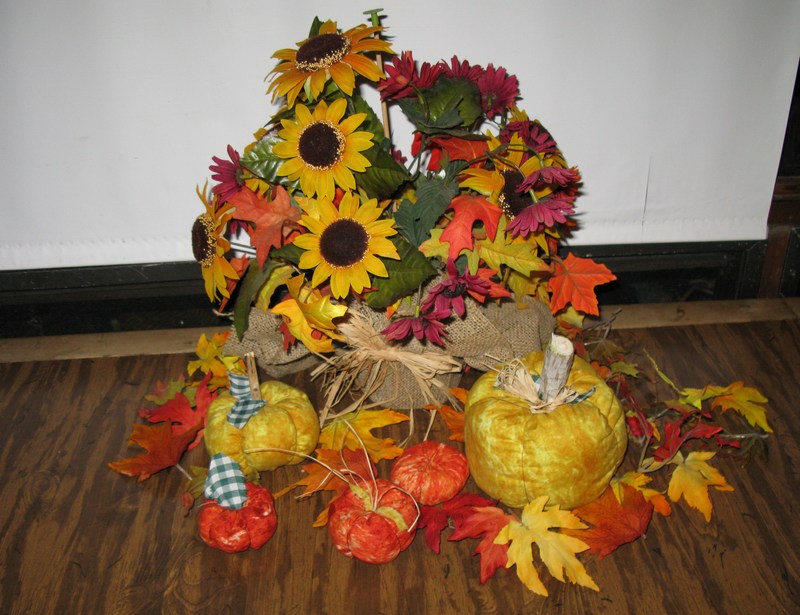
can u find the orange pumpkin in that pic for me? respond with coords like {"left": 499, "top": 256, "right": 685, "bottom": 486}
{"left": 390, "top": 441, "right": 469, "bottom": 505}
{"left": 464, "top": 352, "right": 627, "bottom": 509}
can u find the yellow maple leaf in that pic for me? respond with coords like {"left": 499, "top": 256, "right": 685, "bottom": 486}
{"left": 668, "top": 451, "right": 734, "bottom": 522}
{"left": 710, "top": 381, "right": 771, "bottom": 433}
{"left": 477, "top": 217, "right": 548, "bottom": 277}
{"left": 186, "top": 332, "right": 238, "bottom": 381}
{"left": 254, "top": 264, "right": 294, "bottom": 311}
{"left": 495, "top": 496, "right": 599, "bottom": 596}
{"left": 614, "top": 471, "right": 672, "bottom": 516}
{"left": 318, "top": 409, "right": 410, "bottom": 463}
{"left": 271, "top": 274, "right": 347, "bottom": 353}
{"left": 418, "top": 228, "right": 451, "bottom": 262}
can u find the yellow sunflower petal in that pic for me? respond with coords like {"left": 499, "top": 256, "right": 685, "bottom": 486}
{"left": 329, "top": 61, "right": 356, "bottom": 95}
{"left": 345, "top": 54, "right": 385, "bottom": 82}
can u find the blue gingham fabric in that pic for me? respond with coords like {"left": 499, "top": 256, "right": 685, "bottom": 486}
{"left": 226, "top": 372, "right": 265, "bottom": 428}
{"left": 204, "top": 453, "right": 247, "bottom": 509}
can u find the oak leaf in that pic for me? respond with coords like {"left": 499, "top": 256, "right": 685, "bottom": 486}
{"left": 448, "top": 503, "right": 513, "bottom": 583}
{"left": 547, "top": 253, "right": 616, "bottom": 315}
{"left": 108, "top": 422, "right": 200, "bottom": 482}
{"left": 228, "top": 185, "right": 300, "bottom": 267}
{"left": 439, "top": 194, "right": 502, "bottom": 261}
{"left": 318, "top": 409, "right": 410, "bottom": 463}
{"left": 494, "top": 496, "right": 599, "bottom": 596}
{"left": 668, "top": 451, "right": 734, "bottom": 522}
{"left": 564, "top": 485, "right": 653, "bottom": 559}
{"left": 710, "top": 381, "right": 771, "bottom": 433}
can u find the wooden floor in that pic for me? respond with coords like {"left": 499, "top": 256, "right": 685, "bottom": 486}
{"left": 1, "top": 299, "right": 799, "bottom": 614}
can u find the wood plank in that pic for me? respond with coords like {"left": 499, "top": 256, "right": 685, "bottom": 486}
{"left": 0, "top": 319, "right": 798, "bottom": 613}
{"left": 2, "top": 298, "right": 798, "bottom": 364}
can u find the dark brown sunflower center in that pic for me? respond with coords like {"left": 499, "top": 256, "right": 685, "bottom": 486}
{"left": 295, "top": 33, "right": 351, "bottom": 73}
{"left": 191, "top": 214, "right": 215, "bottom": 267}
{"left": 299, "top": 121, "right": 345, "bottom": 170}
{"left": 498, "top": 170, "right": 533, "bottom": 218}
{"left": 319, "top": 218, "right": 369, "bottom": 268}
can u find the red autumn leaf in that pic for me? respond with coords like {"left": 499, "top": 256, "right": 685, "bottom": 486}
{"left": 418, "top": 493, "right": 494, "bottom": 554}
{"left": 108, "top": 422, "right": 200, "bottom": 482}
{"left": 440, "top": 194, "right": 502, "bottom": 261}
{"left": 228, "top": 185, "right": 300, "bottom": 267}
{"left": 430, "top": 135, "right": 489, "bottom": 164}
{"left": 547, "top": 253, "right": 616, "bottom": 315}
{"left": 449, "top": 503, "right": 513, "bottom": 583}
{"left": 137, "top": 375, "right": 215, "bottom": 450}
{"left": 474, "top": 268, "right": 512, "bottom": 300}
{"left": 653, "top": 420, "right": 723, "bottom": 462}
{"left": 564, "top": 485, "right": 653, "bottom": 559}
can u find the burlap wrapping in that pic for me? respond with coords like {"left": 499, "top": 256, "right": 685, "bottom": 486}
{"left": 224, "top": 298, "right": 554, "bottom": 410}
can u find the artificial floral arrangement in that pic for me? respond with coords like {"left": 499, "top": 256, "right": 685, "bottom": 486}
{"left": 110, "top": 11, "right": 772, "bottom": 597}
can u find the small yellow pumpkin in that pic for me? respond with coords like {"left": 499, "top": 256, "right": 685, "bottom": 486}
{"left": 464, "top": 352, "right": 627, "bottom": 510}
{"left": 204, "top": 380, "right": 319, "bottom": 481}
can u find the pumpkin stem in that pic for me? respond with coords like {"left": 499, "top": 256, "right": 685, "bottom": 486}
{"left": 245, "top": 352, "right": 262, "bottom": 401}
{"left": 540, "top": 334, "right": 574, "bottom": 401}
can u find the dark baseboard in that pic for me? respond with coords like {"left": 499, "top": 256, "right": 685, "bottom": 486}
{"left": 0, "top": 240, "right": 774, "bottom": 338}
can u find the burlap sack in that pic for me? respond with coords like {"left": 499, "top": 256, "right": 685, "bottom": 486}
{"left": 224, "top": 298, "right": 555, "bottom": 410}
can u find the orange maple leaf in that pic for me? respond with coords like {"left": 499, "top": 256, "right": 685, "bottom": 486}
{"left": 227, "top": 185, "right": 300, "bottom": 267}
{"left": 425, "top": 402, "right": 465, "bottom": 442}
{"left": 547, "top": 253, "right": 616, "bottom": 315}
{"left": 564, "top": 485, "right": 653, "bottom": 559}
{"left": 710, "top": 381, "right": 771, "bottom": 433}
{"left": 430, "top": 135, "right": 489, "bottom": 164}
{"left": 108, "top": 422, "right": 200, "bottom": 482}
{"left": 275, "top": 448, "right": 375, "bottom": 499}
{"left": 440, "top": 194, "right": 502, "bottom": 261}
{"left": 448, "top": 504, "right": 513, "bottom": 584}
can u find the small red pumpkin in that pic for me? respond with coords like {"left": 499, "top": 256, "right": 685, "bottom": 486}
{"left": 327, "top": 478, "right": 418, "bottom": 564}
{"left": 198, "top": 483, "right": 278, "bottom": 553}
{"left": 390, "top": 441, "right": 469, "bottom": 505}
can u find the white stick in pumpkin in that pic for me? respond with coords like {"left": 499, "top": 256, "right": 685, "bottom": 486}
{"left": 540, "top": 334, "right": 575, "bottom": 402}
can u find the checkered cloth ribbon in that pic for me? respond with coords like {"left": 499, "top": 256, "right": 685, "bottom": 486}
{"left": 204, "top": 453, "right": 247, "bottom": 509}
{"left": 227, "top": 372, "right": 265, "bottom": 428}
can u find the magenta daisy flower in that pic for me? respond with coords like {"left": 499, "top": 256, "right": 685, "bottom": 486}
{"left": 477, "top": 64, "right": 519, "bottom": 118}
{"left": 381, "top": 309, "right": 450, "bottom": 347}
{"left": 501, "top": 120, "right": 559, "bottom": 155}
{"left": 379, "top": 51, "right": 445, "bottom": 101}
{"left": 421, "top": 259, "right": 491, "bottom": 317}
{"left": 518, "top": 166, "right": 582, "bottom": 193}
{"left": 506, "top": 195, "right": 576, "bottom": 237}
{"left": 209, "top": 145, "right": 245, "bottom": 203}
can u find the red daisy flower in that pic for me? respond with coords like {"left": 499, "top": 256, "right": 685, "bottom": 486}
{"left": 381, "top": 309, "right": 450, "bottom": 347}
{"left": 209, "top": 145, "right": 245, "bottom": 203}
{"left": 477, "top": 64, "right": 519, "bottom": 118}
{"left": 379, "top": 51, "right": 417, "bottom": 100}
{"left": 501, "top": 120, "right": 559, "bottom": 154}
{"left": 439, "top": 55, "right": 484, "bottom": 82}
{"left": 518, "top": 166, "right": 582, "bottom": 193}
{"left": 421, "top": 259, "right": 490, "bottom": 317}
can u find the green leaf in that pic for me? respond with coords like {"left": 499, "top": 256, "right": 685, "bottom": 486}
{"left": 394, "top": 174, "right": 459, "bottom": 246}
{"left": 355, "top": 145, "right": 411, "bottom": 200}
{"left": 233, "top": 260, "right": 279, "bottom": 339}
{"left": 365, "top": 236, "right": 437, "bottom": 309}
{"left": 271, "top": 242, "right": 303, "bottom": 266}
{"left": 398, "top": 78, "right": 483, "bottom": 134}
{"left": 240, "top": 136, "right": 284, "bottom": 183}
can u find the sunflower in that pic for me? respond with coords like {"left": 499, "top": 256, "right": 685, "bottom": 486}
{"left": 267, "top": 20, "right": 393, "bottom": 107}
{"left": 191, "top": 183, "right": 239, "bottom": 302}
{"left": 292, "top": 191, "right": 399, "bottom": 299}
{"left": 273, "top": 98, "right": 374, "bottom": 200}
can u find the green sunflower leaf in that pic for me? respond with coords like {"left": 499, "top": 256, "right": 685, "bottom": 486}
{"left": 233, "top": 259, "right": 279, "bottom": 339}
{"left": 355, "top": 145, "right": 412, "bottom": 200}
{"left": 365, "top": 236, "right": 437, "bottom": 309}
{"left": 394, "top": 173, "right": 460, "bottom": 247}
{"left": 398, "top": 78, "right": 483, "bottom": 134}
{"left": 240, "top": 135, "right": 284, "bottom": 183}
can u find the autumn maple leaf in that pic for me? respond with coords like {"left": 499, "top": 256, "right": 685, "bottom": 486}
{"left": 318, "top": 409, "right": 410, "bottom": 463}
{"left": 108, "top": 422, "right": 200, "bottom": 482}
{"left": 547, "top": 253, "right": 616, "bottom": 315}
{"left": 564, "top": 485, "right": 653, "bottom": 559}
{"left": 710, "top": 381, "right": 771, "bottom": 433}
{"left": 615, "top": 472, "right": 672, "bottom": 516}
{"left": 440, "top": 194, "right": 502, "bottom": 261}
{"left": 495, "top": 496, "right": 599, "bottom": 596}
{"left": 448, "top": 503, "right": 513, "bottom": 584}
{"left": 430, "top": 135, "right": 489, "bottom": 164}
{"left": 424, "top": 402, "right": 465, "bottom": 442}
{"left": 137, "top": 375, "right": 215, "bottom": 450}
{"left": 227, "top": 185, "right": 300, "bottom": 267}
{"left": 275, "top": 448, "right": 375, "bottom": 499}
{"left": 418, "top": 493, "right": 495, "bottom": 554}
{"left": 668, "top": 451, "right": 734, "bottom": 522}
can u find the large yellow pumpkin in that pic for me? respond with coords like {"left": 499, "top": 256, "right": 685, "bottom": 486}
{"left": 464, "top": 352, "right": 627, "bottom": 509}
{"left": 205, "top": 380, "right": 319, "bottom": 481}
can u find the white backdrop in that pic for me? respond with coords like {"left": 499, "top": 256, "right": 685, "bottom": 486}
{"left": 1, "top": 0, "right": 798, "bottom": 271}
